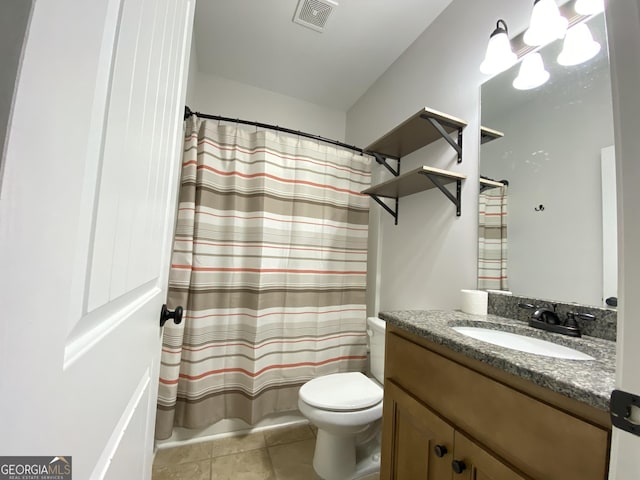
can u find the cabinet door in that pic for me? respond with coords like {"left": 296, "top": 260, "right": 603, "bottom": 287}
{"left": 381, "top": 380, "right": 455, "bottom": 480}
{"left": 451, "top": 432, "right": 531, "bottom": 480}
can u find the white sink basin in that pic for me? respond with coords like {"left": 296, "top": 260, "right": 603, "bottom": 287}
{"left": 452, "top": 326, "right": 595, "bottom": 360}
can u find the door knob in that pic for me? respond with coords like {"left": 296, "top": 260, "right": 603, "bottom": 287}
{"left": 160, "top": 304, "right": 183, "bottom": 327}
{"left": 452, "top": 460, "right": 467, "bottom": 474}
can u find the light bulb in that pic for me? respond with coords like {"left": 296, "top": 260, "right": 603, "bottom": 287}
{"left": 558, "top": 23, "right": 601, "bottom": 66}
{"left": 513, "top": 53, "right": 550, "bottom": 90}
{"left": 523, "top": 0, "right": 569, "bottom": 47}
{"left": 480, "top": 19, "right": 517, "bottom": 75}
{"left": 575, "top": 0, "right": 605, "bottom": 15}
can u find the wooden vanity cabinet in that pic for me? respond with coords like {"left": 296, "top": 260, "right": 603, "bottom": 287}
{"left": 382, "top": 380, "right": 528, "bottom": 480}
{"left": 452, "top": 432, "right": 529, "bottom": 480}
{"left": 381, "top": 325, "right": 611, "bottom": 480}
{"left": 382, "top": 380, "right": 454, "bottom": 479}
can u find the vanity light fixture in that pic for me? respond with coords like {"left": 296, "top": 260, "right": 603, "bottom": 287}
{"left": 480, "top": 19, "right": 518, "bottom": 75}
{"left": 557, "top": 23, "right": 601, "bottom": 66}
{"left": 513, "top": 53, "right": 550, "bottom": 90}
{"left": 574, "top": 0, "right": 605, "bottom": 15}
{"left": 523, "top": 0, "right": 568, "bottom": 47}
{"left": 481, "top": 1, "right": 602, "bottom": 87}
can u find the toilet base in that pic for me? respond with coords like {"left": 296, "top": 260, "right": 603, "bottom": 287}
{"left": 312, "top": 428, "right": 380, "bottom": 480}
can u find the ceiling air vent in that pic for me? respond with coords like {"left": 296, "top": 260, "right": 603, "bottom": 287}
{"left": 293, "top": 0, "right": 338, "bottom": 33}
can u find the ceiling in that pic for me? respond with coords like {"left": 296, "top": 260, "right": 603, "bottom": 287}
{"left": 193, "top": 0, "right": 453, "bottom": 111}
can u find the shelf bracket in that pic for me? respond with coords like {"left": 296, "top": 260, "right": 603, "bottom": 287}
{"left": 420, "top": 115, "right": 463, "bottom": 163}
{"left": 372, "top": 153, "right": 400, "bottom": 177}
{"left": 369, "top": 194, "right": 399, "bottom": 225}
{"left": 420, "top": 172, "right": 462, "bottom": 216}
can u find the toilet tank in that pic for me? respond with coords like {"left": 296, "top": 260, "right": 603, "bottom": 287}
{"left": 367, "top": 317, "right": 386, "bottom": 383}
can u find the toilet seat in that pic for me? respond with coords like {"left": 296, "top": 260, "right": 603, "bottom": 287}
{"left": 299, "top": 372, "right": 383, "bottom": 411}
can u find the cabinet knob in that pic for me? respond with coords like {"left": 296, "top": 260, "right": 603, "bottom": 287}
{"left": 433, "top": 444, "right": 448, "bottom": 457}
{"left": 452, "top": 460, "right": 467, "bottom": 474}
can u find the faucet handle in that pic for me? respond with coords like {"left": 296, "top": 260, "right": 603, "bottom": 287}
{"left": 519, "top": 302, "right": 558, "bottom": 312}
{"left": 518, "top": 303, "right": 537, "bottom": 310}
{"left": 566, "top": 312, "right": 596, "bottom": 328}
{"left": 568, "top": 312, "right": 596, "bottom": 321}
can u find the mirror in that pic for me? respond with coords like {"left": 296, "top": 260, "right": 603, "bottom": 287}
{"left": 479, "top": 13, "right": 615, "bottom": 307}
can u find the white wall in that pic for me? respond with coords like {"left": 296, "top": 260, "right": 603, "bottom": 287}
{"left": 482, "top": 62, "right": 614, "bottom": 306}
{"left": 346, "top": 0, "right": 532, "bottom": 312}
{"left": 189, "top": 71, "right": 346, "bottom": 141}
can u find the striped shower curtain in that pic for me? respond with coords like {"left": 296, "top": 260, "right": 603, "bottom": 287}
{"left": 155, "top": 117, "right": 372, "bottom": 439}
{"left": 478, "top": 185, "right": 509, "bottom": 290}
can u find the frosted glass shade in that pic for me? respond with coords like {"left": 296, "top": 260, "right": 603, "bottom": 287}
{"left": 523, "top": 0, "right": 569, "bottom": 47}
{"left": 513, "top": 53, "right": 550, "bottom": 90}
{"left": 558, "top": 24, "right": 601, "bottom": 66}
{"left": 575, "top": 0, "right": 605, "bottom": 15}
{"left": 480, "top": 29, "right": 517, "bottom": 75}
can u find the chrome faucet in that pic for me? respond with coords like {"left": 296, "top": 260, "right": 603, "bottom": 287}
{"left": 517, "top": 303, "right": 595, "bottom": 338}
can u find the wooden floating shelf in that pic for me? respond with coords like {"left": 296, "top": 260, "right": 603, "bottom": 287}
{"left": 479, "top": 178, "right": 506, "bottom": 188}
{"left": 362, "top": 166, "right": 466, "bottom": 223}
{"left": 366, "top": 107, "right": 467, "bottom": 160}
{"left": 363, "top": 107, "right": 468, "bottom": 224}
{"left": 480, "top": 126, "right": 504, "bottom": 144}
{"left": 363, "top": 166, "right": 466, "bottom": 198}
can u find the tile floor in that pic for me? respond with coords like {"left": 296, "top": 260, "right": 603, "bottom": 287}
{"left": 152, "top": 423, "right": 318, "bottom": 480}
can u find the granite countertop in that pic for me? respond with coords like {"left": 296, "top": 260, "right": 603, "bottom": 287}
{"left": 379, "top": 310, "right": 616, "bottom": 411}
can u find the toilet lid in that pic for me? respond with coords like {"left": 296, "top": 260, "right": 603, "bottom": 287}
{"left": 299, "top": 372, "right": 383, "bottom": 411}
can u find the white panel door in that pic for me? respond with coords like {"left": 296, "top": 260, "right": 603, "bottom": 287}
{"left": 0, "top": 0, "right": 194, "bottom": 479}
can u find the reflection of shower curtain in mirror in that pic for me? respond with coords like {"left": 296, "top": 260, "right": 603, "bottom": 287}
{"left": 478, "top": 186, "right": 508, "bottom": 290}
{"left": 155, "top": 118, "right": 371, "bottom": 440}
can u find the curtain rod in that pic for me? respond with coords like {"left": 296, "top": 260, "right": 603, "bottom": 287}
{"left": 184, "top": 106, "right": 365, "bottom": 155}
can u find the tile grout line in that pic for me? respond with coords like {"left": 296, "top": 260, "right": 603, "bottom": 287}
{"left": 265, "top": 446, "right": 277, "bottom": 480}
{"left": 153, "top": 425, "right": 318, "bottom": 479}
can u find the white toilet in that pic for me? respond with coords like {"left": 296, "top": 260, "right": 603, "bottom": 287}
{"left": 298, "top": 317, "right": 386, "bottom": 480}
